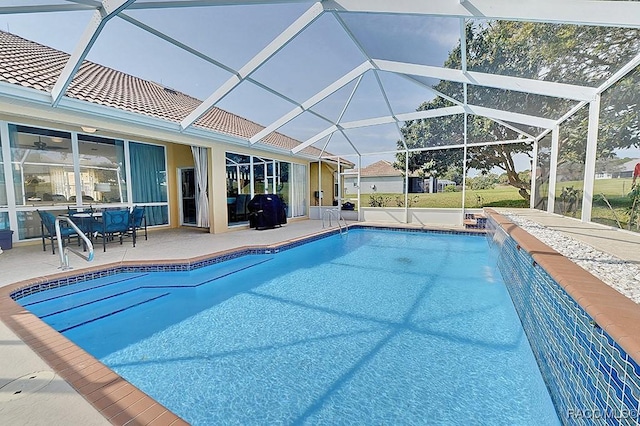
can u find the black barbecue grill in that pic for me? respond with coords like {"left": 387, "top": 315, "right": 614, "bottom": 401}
{"left": 247, "top": 194, "right": 287, "bottom": 230}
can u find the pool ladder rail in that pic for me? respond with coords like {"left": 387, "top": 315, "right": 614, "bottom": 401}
{"left": 55, "top": 215, "right": 94, "bottom": 270}
{"left": 322, "top": 208, "right": 348, "bottom": 235}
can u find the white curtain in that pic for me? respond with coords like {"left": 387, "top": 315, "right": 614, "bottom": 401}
{"left": 50, "top": 168, "right": 67, "bottom": 196}
{"left": 191, "top": 146, "right": 210, "bottom": 228}
{"left": 290, "top": 163, "right": 307, "bottom": 217}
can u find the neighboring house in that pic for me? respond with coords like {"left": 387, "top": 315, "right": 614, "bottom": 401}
{"left": 344, "top": 160, "right": 406, "bottom": 194}
{"left": 595, "top": 159, "right": 640, "bottom": 179}
{"left": 344, "top": 160, "right": 455, "bottom": 194}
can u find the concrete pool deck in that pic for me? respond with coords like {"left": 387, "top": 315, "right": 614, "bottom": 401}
{"left": 2, "top": 211, "right": 640, "bottom": 425}
{"left": 0, "top": 219, "right": 363, "bottom": 425}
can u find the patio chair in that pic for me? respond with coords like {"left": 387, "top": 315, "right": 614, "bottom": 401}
{"left": 37, "top": 210, "right": 80, "bottom": 255}
{"left": 67, "top": 206, "right": 95, "bottom": 238}
{"left": 130, "top": 206, "right": 147, "bottom": 247}
{"left": 94, "top": 209, "right": 131, "bottom": 252}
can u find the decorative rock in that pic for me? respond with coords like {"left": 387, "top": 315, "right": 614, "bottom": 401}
{"left": 502, "top": 212, "right": 640, "bottom": 305}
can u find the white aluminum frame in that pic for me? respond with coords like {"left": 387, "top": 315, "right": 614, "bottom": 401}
{"left": 0, "top": 0, "right": 638, "bottom": 227}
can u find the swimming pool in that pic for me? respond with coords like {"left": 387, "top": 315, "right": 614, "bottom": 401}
{"left": 17, "top": 229, "right": 560, "bottom": 424}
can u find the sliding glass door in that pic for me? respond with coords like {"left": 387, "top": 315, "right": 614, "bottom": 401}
{"left": 225, "top": 152, "right": 306, "bottom": 226}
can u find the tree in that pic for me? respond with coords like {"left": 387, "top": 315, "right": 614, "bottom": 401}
{"left": 442, "top": 164, "right": 463, "bottom": 185}
{"left": 395, "top": 21, "right": 640, "bottom": 199}
{"left": 467, "top": 173, "right": 499, "bottom": 190}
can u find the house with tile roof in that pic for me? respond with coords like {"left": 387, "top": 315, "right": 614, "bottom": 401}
{"left": 595, "top": 158, "right": 640, "bottom": 179}
{"left": 0, "top": 30, "right": 351, "bottom": 242}
{"left": 344, "top": 160, "right": 455, "bottom": 195}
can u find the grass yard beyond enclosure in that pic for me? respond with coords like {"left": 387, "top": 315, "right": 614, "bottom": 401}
{"left": 588, "top": 178, "right": 638, "bottom": 230}
{"left": 344, "top": 178, "right": 640, "bottom": 234}
{"left": 345, "top": 177, "right": 640, "bottom": 234}
{"left": 345, "top": 185, "right": 528, "bottom": 209}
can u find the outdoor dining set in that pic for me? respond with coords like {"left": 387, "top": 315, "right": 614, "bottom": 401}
{"left": 37, "top": 206, "right": 147, "bottom": 253}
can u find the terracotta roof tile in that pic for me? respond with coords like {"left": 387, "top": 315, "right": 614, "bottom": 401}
{"left": 358, "top": 160, "right": 406, "bottom": 177}
{"left": 0, "top": 30, "right": 350, "bottom": 163}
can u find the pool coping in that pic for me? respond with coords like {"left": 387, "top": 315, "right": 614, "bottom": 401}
{"left": 11, "top": 215, "right": 640, "bottom": 423}
{"left": 0, "top": 224, "right": 484, "bottom": 425}
{"left": 485, "top": 209, "right": 640, "bottom": 366}
{"left": 8, "top": 215, "right": 640, "bottom": 423}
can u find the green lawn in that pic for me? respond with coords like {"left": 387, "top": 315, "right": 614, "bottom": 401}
{"left": 344, "top": 178, "right": 640, "bottom": 232}
{"left": 345, "top": 177, "right": 640, "bottom": 232}
{"left": 554, "top": 178, "right": 637, "bottom": 230}
{"left": 556, "top": 178, "right": 632, "bottom": 229}
{"left": 590, "top": 178, "right": 636, "bottom": 229}
{"left": 345, "top": 185, "right": 528, "bottom": 209}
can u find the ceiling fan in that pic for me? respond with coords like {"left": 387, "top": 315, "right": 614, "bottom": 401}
{"left": 19, "top": 136, "right": 67, "bottom": 151}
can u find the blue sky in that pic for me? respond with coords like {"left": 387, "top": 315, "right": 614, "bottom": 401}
{"left": 3, "top": 4, "right": 636, "bottom": 176}
{"left": 0, "top": 4, "right": 474, "bottom": 166}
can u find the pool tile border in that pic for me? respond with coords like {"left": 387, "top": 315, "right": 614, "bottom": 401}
{"left": 486, "top": 209, "right": 640, "bottom": 425}
{"left": 7, "top": 224, "right": 485, "bottom": 302}
{"left": 0, "top": 223, "right": 484, "bottom": 425}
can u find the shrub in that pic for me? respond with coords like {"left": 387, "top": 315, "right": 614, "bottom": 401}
{"left": 483, "top": 199, "right": 529, "bottom": 208}
{"left": 368, "top": 195, "right": 390, "bottom": 207}
{"left": 395, "top": 195, "right": 420, "bottom": 207}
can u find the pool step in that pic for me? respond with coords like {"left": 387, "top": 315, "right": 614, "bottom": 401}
{"left": 18, "top": 272, "right": 150, "bottom": 307}
{"left": 20, "top": 255, "right": 271, "bottom": 311}
{"left": 464, "top": 213, "right": 487, "bottom": 229}
{"left": 20, "top": 255, "right": 273, "bottom": 332}
{"left": 44, "top": 289, "right": 170, "bottom": 333}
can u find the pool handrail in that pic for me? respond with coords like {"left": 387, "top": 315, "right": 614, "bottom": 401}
{"left": 55, "top": 215, "right": 94, "bottom": 270}
{"left": 322, "top": 208, "right": 348, "bottom": 235}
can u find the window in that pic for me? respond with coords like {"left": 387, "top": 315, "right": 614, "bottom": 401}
{"left": 78, "top": 134, "right": 127, "bottom": 204}
{"left": 4, "top": 124, "right": 170, "bottom": 240}
{"left": 226, "top": 152, "right": 307, "bottom": 225}
{"left": 9, "top": 125, "right": 73, "bottom": 206}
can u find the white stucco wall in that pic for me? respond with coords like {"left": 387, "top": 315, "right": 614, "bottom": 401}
{"left": 359, "top": 208, "right": 468, "bottom": 227}
{"left": 344, "top": 176, "right": 404, "bottom": 194}
{"left": 313, "top": 206, "right": 483, "bottom": 227}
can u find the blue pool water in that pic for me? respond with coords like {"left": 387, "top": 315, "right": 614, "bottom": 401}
{"left": 19, "top": 229, "right": 560, "bottom": 425}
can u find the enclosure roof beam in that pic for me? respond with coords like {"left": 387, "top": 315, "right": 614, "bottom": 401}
{"left": 490, "top": 119, "right": 537, "bottom": 140}
{"left": 291, "top": 125, "right": 339, "bottom": 154}
{"left": 318, "top": 74, "right": 364, "bottom": 158}
{"left": 50, "top": 0, "right": 136, "bottom": 106}
{"left": 293, "top": 106, "right": 466, "bottom": 153}
{"left": 249, "top": 61, "right": 374, "bottom": 144}
{"left": 465, "top": 104, "right": 556, "bottom": 129}
{"left": 295, "top": 104, "right": 546, "bottom": 153}
{"left": 374, "top": 59, "right": 597, "bottom": 102}
{"left": 322, "top": 138, "right": 534, "bottom": 159}
{"left": 0, "top": 3, "right": 99, "bottom": 14}
{"left": 118, "top": 11, "right": 336, "bottom": 130}
{"left": 128, "top": 0, "right": 315, "bottom": 10}
{"left": 322, "top": 0, "right": 640, "bottom": 28}
{"left": 118, "top": 13, "right": 238, "bottom": 75}
{"left": 340, "top": 106, "right": 466, "bottom": 130}
{"left": 179, "top": 2, "right": 323, "bottom": 131}
{"left": 596, "top": 51, "right": 640, "bottom": 95}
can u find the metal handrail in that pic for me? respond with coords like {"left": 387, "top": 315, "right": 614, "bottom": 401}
{"left": 55, "top": 215, "right": 94, "bottom": 270}
{"left": 322, "top": 208, "right": 348, "bottom": 235}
